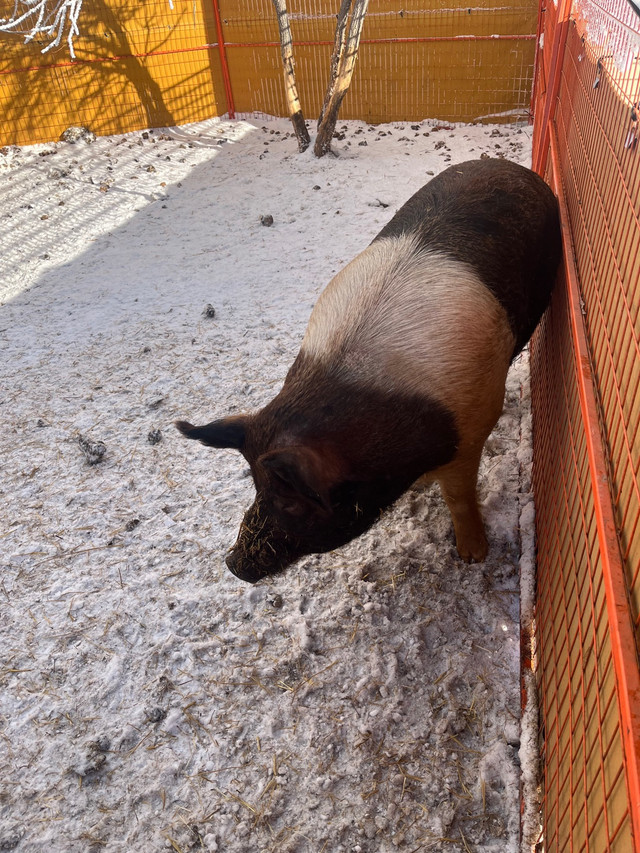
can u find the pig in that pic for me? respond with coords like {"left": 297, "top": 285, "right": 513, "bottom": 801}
{"left": 176, "top": 158, "right": 562, "bottom": 583}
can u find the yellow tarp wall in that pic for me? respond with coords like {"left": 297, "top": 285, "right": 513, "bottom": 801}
{"left": 0, "top": 0, "right": 538, "bottom": 147}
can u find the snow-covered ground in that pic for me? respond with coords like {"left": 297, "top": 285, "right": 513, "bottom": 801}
{"left": 0, "top": 116, "right": 539, "bottom": 852}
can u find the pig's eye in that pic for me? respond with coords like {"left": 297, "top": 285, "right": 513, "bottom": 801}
{"left": 271, "top": 495, "right": 302, "bottom": 515}
{"left": 273, "top": 496, "right": 306, "bottom": 517}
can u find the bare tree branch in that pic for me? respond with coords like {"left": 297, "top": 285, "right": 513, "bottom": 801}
{"left": 0, "top": 0, "right": 174, "bottom": 59}
{"left": 1, "top": 0, "right": 85, "bottom": 58}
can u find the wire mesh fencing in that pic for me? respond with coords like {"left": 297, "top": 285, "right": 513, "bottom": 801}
{"left": 531, "top": 0, "right": 640, "bottom": 848}
{"left": 0, "top": 0, "right": 539, "bottom": 146}
{"left": 0, "top": 0, "right": 228, "bottom": 145}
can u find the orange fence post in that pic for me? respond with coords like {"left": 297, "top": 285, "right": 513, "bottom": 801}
{"left": 212, "top": 0, "right": 235, "bottom": 119}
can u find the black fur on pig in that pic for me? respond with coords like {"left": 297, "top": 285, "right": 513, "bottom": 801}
{"left": 373, "top": 159, "right": 560, "bottom": 355}
{"left": 177, "top": 159, "right": 562, "bottom": 583}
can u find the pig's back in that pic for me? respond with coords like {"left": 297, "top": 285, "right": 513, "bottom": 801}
{"left": 372, "top": 158, "right": 561, "bottom": 356}
{"left": 300, "top": 160, "right": 561, "bottom": 444}
{"left": 301, "top": 232, "right": 516, "bottom": 442}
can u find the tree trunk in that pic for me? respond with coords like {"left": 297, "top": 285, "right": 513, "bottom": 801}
{"left": 314, "top": 0, "right": 370, "bottom": 157}
{"left": 271, "top": 0, "right": 310, "bottom": 153}
{"left": 317, "top": 0, "right": 352, "bottom": 128}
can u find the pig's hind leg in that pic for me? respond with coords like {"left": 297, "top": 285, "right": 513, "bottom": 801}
{"left": 435, "top": 447, "right": 488, "bottom": 562}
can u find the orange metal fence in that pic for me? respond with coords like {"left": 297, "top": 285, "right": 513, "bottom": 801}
{"left": 0, "top": 0, "right": 539, "bottom": 146}
{"left": 530, "top": 0, "right": 640, "bottom": 848}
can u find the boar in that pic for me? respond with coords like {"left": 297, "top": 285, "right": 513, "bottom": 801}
{"left": 176, "top": 158, "right": 562, "bottom": 583}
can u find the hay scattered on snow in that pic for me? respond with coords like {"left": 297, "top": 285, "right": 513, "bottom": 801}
{"left": 0, "top": 115, "right": 537, "bottom": 852}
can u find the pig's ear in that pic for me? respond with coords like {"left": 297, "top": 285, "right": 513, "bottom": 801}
{"left": 260, "top": 446, "right": 340, "bottom": 512}
{"left": 175, "top": 416, "right": 247, "bottom": 450}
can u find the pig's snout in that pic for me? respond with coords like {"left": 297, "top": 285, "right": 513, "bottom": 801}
{"left": 225, "top": 548, "right": 264, "bottom": 584}
{"left": 225, "top": 534, "right": 295, "bottom": 584}
{"left": 224, "top": 497, "right": 299, "bottom": 583}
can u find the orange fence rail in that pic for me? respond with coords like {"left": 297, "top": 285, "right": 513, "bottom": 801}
{"left": 530, "top": 0, "right": 640, "bottom": 848}
{"left": 0, "top": 0, "right": 539, "bottom": 146}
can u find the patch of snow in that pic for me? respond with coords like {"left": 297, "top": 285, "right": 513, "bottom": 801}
{"left": 0, "top": 115, "right": 537, "bottom": 852}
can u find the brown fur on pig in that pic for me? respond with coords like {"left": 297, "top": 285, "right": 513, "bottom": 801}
{"left": 177, "top": 159, "right": 562, "bottom": 583}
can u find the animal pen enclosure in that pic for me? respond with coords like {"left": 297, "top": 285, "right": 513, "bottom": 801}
{"left": 1, "top": 1, "right": 639, "bottom": 851}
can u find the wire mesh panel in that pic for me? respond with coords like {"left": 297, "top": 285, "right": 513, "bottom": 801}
{"left": 531, "top": 0, "right": 640, "bottom": 848}
{"left": 221, "top": 0, "right": 539, "bottom": 124}
{"left": 0, "top": 0, "right": 229, "bottom": 145}
{"left": 531, "top": 268, "right": 637, "bottom": 851}
{"left": 553, "top": 8, "right": 640, "bottom": 642}
{"left": 0, "top": 0, "right": 538, "bottom": 146}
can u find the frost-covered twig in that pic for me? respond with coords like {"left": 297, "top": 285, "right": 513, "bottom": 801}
{"left": 0, "top": 0, "right": 84, "bottom": 58}
{"left": 0, "top": 0, "right": 174, "bottom": 60}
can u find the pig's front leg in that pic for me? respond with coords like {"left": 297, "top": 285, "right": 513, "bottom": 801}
{"left": 437, "top": 448, "right": 488, "bottom": 562}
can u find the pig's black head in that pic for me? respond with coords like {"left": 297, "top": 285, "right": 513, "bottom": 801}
{"left": 176, "top": 366, "right": 457, "bottom": 583}
{"left": 175, "top": 415, "right": 415, "bottom": 583}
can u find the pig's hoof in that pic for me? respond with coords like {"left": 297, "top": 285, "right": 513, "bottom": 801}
{"left": 455, "top": 532, "right": 489, "bottom": 563}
